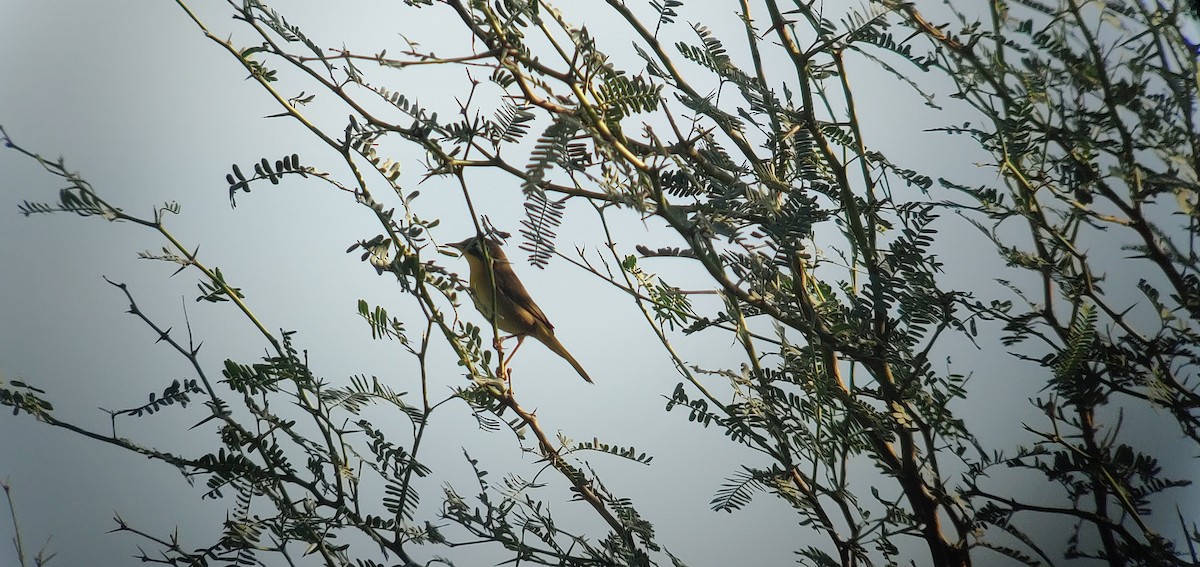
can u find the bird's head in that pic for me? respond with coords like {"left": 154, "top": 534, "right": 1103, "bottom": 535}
{"left": 449, "top": 236, "right": 506, "bottom": 262}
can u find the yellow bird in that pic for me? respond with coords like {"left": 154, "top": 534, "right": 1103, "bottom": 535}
{"left": 449, "top": 236, "right": 594, "bottom": 384}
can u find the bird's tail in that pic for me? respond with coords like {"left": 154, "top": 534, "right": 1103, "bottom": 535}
{"left": 539, "top": 333, "right": 594, "bottom": 384}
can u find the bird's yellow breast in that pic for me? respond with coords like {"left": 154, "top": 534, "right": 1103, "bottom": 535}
{"left": 463, "top": 253, "right": 498, "bottom": 318}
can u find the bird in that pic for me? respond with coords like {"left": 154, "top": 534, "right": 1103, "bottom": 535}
{"left": 449, "top": 236, "right": 593, "bottom": 384}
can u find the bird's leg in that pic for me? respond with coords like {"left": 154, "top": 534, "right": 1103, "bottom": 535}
{"left": 503, "top": 335, "right": 527, "bottom": 368}
{"left": 496, "top": 335, "right": 525, "bottom": 388}
{"left": 492, "top": 335, "right": 510, "bottom": 379}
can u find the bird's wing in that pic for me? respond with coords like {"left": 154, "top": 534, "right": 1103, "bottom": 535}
{"left": 495, "top": 259, "right": 555, "bottom": 330}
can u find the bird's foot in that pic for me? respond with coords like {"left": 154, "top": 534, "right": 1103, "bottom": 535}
{"left": 496, "top": 363, "right": 514, "bottom": 394}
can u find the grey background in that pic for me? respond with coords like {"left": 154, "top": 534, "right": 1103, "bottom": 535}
{"left": 1, "top": 1, "right": 1195, "bottom": 565}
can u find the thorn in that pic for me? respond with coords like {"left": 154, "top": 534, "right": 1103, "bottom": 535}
{"left": 189, "top": 413, "right": 220, "bottom": 431}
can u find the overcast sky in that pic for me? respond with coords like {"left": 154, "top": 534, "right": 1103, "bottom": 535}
{"left": 2, "top": 1, "right": 1197, "bottom": 566}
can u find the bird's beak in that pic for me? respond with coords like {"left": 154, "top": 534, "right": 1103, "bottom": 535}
{"left": 447, "top": 239, "right": 470, "bottom": 256}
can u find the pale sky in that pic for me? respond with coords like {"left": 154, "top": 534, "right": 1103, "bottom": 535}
{"left": 1, "top": 1, "right": 1196, "bottom": 565}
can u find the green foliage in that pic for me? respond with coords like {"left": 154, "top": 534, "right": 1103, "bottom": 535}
{"left": 710, "top": 466, "right": 771, "bottom": 513}
{"left": 0, "top": 380, "right": 54, "bottom": 418}
{"left": 596, "top": 73, "right": 662, "bottom": 119}
{"left": 110, "top": 379, "right": 203, "bottom": 418}
{"left": 226, "top": 154, "right": 308, "bottom": 206}
{"left": 3, "top": 0, "right": 1198, "bottom": 566}
{"left": 356, "top": 300, "right": 408, "bottom": 342}
{"left": 520, "top": 116, "right": 579, "bottom": 266}
{"left": 488, "top": 103, "right": 536, "bottom": 144}
{"left": 571, "top": 437, "right": 654, "bottom": 465}
{"left": 919, "top": 0, "right": 1200, "bottom": 562}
